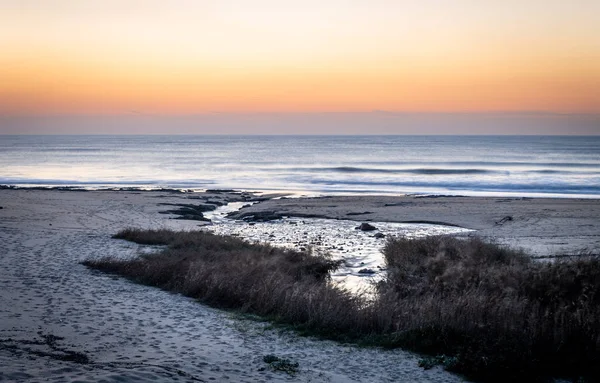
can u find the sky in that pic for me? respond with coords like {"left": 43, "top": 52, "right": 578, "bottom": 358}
{"left": 1, "top": 1, "right": 599, "bottom": 134}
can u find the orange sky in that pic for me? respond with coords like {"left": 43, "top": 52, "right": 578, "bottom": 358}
{"left": 1, "top": 1, "right": 599, "bottom": 115}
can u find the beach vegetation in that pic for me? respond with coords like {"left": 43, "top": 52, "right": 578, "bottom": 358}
{"left": 262, "top": 354, "right": 300, "bottom": 375}
{"left": 83, "top": 228, "right": 600, "bottom": 382}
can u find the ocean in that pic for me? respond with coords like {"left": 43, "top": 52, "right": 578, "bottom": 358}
{"left": 1, "top": 135, "right": 599, "bottom": 197}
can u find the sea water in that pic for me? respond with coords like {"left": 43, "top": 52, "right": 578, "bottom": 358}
{"left": 2, "top": 134, "right": 597, "bottom": 291}
{"left": 1, "top": 135, "right": 599, "bottom": 197}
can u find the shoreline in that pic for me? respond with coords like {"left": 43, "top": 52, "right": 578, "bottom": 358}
{"left": 1, "top": 187, "right": 599, "bottom": 381}
{"left": 2, "top": 187, "right": 599, "bottom": 257}
{"left": 3, "top": 183, "right": 600, "bottom": 200}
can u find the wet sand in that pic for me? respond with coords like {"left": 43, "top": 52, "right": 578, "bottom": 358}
{"left": 229, "top": 195, "right": 600, "bottom": 256}
{"left": 0, "top": 189, "right": 464, "bottom": 383}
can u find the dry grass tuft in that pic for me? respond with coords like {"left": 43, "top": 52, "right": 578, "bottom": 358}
{"left": 378, "top": 236, "right": 600, "bottom": 381}
{"left": 84, "top": 229, "right": 600, "bottom": 381}
{"left": 88, "top": 228, "right": 366, "bottom": 335}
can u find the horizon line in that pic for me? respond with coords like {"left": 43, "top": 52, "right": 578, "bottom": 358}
{"left": 2, "top": 111, "right": 600, "bottom": 118}
{"left": 2, "top": 133, "right": 599, "bottom": 137}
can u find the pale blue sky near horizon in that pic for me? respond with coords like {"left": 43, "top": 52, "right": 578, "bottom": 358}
{"left": 1, "top": 112, "right": 598, "bottom": 135}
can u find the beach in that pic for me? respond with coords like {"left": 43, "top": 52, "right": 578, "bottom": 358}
{"left": 1, "top": 188, "right": 599, "bottom": 382}
{"left": 3, "top": 0, "right": 600, "bottom": 379}
{"left": 229, "top": 194, "right": 600, "bottom": 257}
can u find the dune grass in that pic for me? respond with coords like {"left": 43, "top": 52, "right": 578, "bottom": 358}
{"left": 377, "top": 237, "right": 600, "bottom": 381}
{"left": 83, "top": 228, "right": 600, "bottom": 382}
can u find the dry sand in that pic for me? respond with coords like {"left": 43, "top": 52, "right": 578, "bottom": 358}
{"left": 0, "top": 189, "right": 466, "bottom": 383}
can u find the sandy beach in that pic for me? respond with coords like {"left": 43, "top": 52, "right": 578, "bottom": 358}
{"left": 3, "top": 0, "right": 599, "bottom": 379}
{"left": 1, "top": 188, "right": 599, "bottom": 382}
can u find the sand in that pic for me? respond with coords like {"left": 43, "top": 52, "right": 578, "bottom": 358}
{"left": 1, "top": 189, "right": 598, "bottom": 382}
{"left": 0, "top": 189, "right": 464, "bottom": 383}
{"left": 229, "top": 195, "right": 600, "bottom": 257}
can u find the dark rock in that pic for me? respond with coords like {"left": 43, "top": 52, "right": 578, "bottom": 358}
{"left": 0, "top": 206, "right": 3, "bottom": 209}
{"left": 495, "top": 216, "right": 513, "bottom": 225}
{"left": 239, "top": 211, "right": 283, "bottom": 222}
{"left": 358, "top": 268, "right": 376, "bottom": 274}
{"left": 159, "top": 203, "right": 217, "bottom": 213}
{"left": 384, "top": 202, "right": 413, "bottom": 207}
{"left": 374, "top": 232, "right": 385, "bottom": 239}
{"left": 205, "top": 199, "right": 226, "bottom": 206}
{"left": 230, "top": 209, "right": 328, "bottom": 221}
{"left": 356, "top": 222, "right": 377, "bottom": 231}
{"left": 194, "top": 204, "right": 218, "bottom": 212}
{"left": 346, "top": 211, "right": 373, "bottom": 216}
{"left": 206, "top": 189, "right": 236, "bottom": 193}
{"left": 176, "top": 214, "right": 210, "bottom": 222}
{"left": 158, "top": 203, "right": 215, "bottom": 222}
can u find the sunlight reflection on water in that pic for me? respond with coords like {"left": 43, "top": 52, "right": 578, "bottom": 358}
{"left": 204, "top": 203, "right": 473, "bottom": 293}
